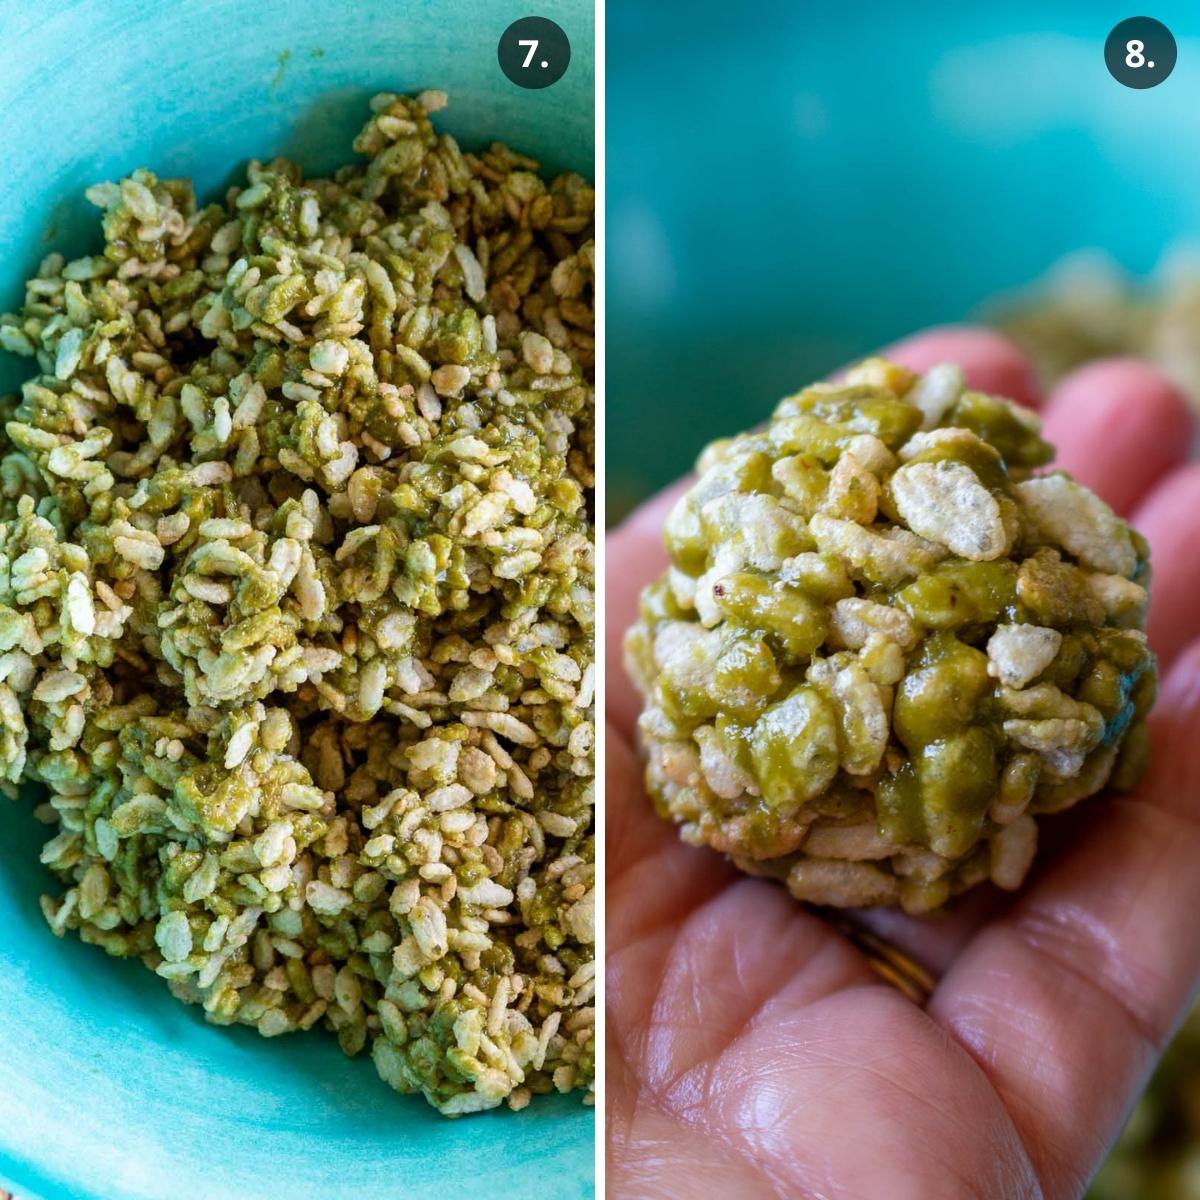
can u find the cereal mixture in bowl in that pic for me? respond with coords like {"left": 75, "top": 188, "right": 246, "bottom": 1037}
{"left": 0, "top": 91, "right": 594, "bottom": 1116}
{"left": 626, "top": 358, "right": 1154, "bottom": 913}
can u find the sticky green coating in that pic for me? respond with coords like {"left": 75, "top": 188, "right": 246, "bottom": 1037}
{"left": 626, "top": 358, "right": 1155, "bottom": 913}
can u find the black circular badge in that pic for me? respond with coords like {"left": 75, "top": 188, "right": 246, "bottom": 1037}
{"left": 498, "top": 16, "right": 571, "bottom": 90}
{"left": 1105, "top": 16, "right": 1176, "bottom": 88}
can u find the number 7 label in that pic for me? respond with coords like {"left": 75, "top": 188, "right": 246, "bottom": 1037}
{"left": 498, "top": 17, "right": 571, "bottom": 89}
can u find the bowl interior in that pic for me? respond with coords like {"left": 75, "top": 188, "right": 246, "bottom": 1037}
{"left": 0, "top": 2, "right": 594, "bottom": 1198}
{"left": 607, "top": 0, "right": 1200, "bottom": 515}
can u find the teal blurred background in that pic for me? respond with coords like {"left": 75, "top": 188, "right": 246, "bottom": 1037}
{"left": 607, "top": 0, "right": 1200, "bottom": 520}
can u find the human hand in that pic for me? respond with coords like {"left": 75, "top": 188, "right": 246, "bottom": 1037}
{"left": 606, "top": 328, "right": 1200, "bottom": 1199}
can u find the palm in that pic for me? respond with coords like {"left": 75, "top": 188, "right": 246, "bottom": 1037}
{"left": 606, "top": 330, "right": 1200, "bottom": 1200}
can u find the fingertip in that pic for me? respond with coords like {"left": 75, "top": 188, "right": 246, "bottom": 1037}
{"left": 618, "top": 476, "right": 692, "bottom": 538}
{"left": 605, "top": 511, "right": 676, "bottom": 739}
{"left": 1153, "top": 633, "right": 1200, "bottom": 745}
{"left": 1137, "top": 633, "right": 1200, "bottom": 832}
{"left": 1054, "top": 357, "right": 1191, "bottom": 413}
{"left": 1134, "top": 462, "right": 1200, "bottom": 665}
{"left": 1042, "top": 358, "right": 1195, "bottom": 515}
{"left": 883, "top": 325, "right": 1042, "bottom": 409}
{"left": 1159, "top": 634, "right": 1200, "bottom": 711}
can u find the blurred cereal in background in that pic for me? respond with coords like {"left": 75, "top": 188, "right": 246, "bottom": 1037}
{"left": 994, "top": 250, "right": 1200, "bottom": 411}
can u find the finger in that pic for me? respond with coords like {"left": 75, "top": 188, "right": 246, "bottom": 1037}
{"left": 1133, "top": 463, "right": 1200, "bottom": 668}
{"left": 605, "top": 719, "right": 732, "bottom": 901}
{"left": 606, "top": 479, "right": 693, "bottom": 741}
{"left": 928, "top": 637, "right": 1200, "bottom": 1197}
{"left": 606, "top": 860, "right": 1038, "bottom": 1199}
{"left": 607, "top": 724, "right": 878, "bottom": 1082}
{"left": 882, "top": 325, "right": 1043, "bottom": 409}
{"left": 1041, "top": 359, "right": 1195, "bottom": 515}
{"left": 680, "top": 983, "right": 1040, "bottom": 1200}
{"left": 607, "top": 327, "right": 1041, "bottom": 741}
{"left": 607, "top": 1101, "right": 783, "bottom": 1200}
{"left": 612, "top": 870, "right": 877, "bottom": 1098}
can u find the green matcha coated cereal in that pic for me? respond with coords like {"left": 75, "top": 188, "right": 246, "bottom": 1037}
{"left": 626, "top": 358, "right": 1154, "bottom": 913}
{"left": 0, "top": 90, "right": 594, "bottom": 1115}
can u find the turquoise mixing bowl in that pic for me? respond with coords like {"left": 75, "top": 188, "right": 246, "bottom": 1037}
{"left": 0, "top": 3, "right": 595, "bottom": 1198}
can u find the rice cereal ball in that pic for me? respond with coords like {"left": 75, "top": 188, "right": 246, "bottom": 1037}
{"left": 625, "top": 358, "right": 1156, "bottom": 914}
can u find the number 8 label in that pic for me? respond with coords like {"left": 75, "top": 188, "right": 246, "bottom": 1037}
{"left": 1105, "top": 17, "right": 1176, "bottom": 88}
